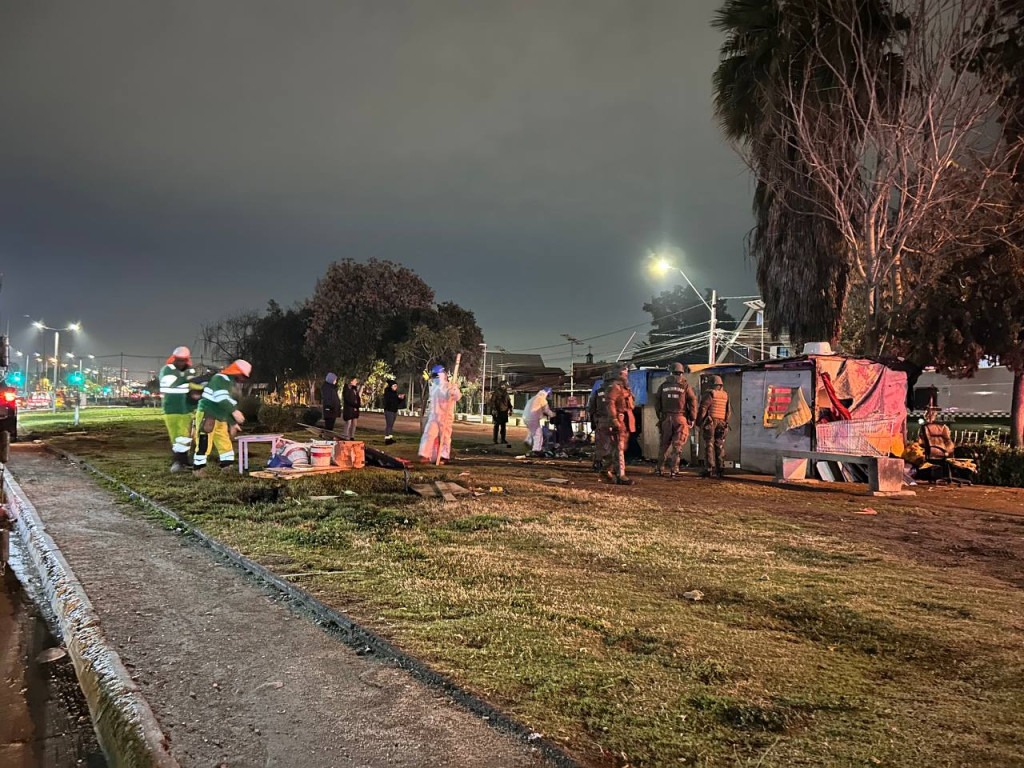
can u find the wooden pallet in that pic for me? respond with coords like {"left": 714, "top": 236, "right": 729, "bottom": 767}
{"left": 249, "top": 465, "right": 351, "bottom": 481}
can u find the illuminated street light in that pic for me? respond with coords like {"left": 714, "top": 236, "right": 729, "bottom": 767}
{"left": 27, "top": 318, "right": 82, "bottom": 411}
{"left": 648, "top": 251, "right": 717, "bottom": 364}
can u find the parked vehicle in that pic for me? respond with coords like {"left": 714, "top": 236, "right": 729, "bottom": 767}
{"left": 1, "top": 384, "right": 17, "bottom": 459}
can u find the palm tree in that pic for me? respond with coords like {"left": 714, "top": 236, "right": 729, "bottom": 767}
{"left": 712, "top": 0, "right": 901, "bottom": 349}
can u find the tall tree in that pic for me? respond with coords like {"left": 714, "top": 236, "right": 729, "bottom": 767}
{"left": 305, "top": 259, "right": 435, "bottom": 375}
{"left": 247, "top": 301, "right": 314, "bottom": 397}
{"left": 712, "top": 0, "right": 897, "bottom": 345}
{"left": 893, "top": 1, "right": 1024, "bottom": 445}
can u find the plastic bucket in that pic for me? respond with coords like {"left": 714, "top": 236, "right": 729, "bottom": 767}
{"left": 310, "top": 441, "right": 335, "bottom": 468}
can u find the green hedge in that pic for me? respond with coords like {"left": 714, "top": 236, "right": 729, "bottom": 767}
{"left": 955, "top": 444, "right": 1024, "bottom": 488}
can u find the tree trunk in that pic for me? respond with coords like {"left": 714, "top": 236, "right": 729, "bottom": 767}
{"left": 1011, "top": 369, "right": 1024, "bottom": 448}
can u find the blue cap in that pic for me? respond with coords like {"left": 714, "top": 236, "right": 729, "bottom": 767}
{"left": 430, "top": 364, "right": 445, "bottom": 375}
{"left": 542, "top": 387, "right": 552, "bottom": 395}
{"left": 325, "top": 372, "right": 338, "bottom": 384}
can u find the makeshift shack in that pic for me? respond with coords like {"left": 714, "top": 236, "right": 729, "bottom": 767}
{"left": 709, "top": 353, "right": 908, "bottom": 474}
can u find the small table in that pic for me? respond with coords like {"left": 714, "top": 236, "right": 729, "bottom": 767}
{"left": 237, "top": 434, "right": 283, "bottom": 474}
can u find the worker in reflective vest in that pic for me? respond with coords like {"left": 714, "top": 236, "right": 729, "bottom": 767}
{"left": 194, "top": 360, "right": 251, "bottom": 475}
{"left": 159, "top": 346, "right": 197, "bottom": 473}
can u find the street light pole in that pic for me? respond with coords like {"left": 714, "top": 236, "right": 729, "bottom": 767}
{"left": 479, "top": 342, "right": 487, "bottom": 422}
{"left": 649, "top": 254, "right": 717, "bottom": 366}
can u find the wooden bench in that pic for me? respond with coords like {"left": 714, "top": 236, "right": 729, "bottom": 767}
{"left": 775, "top": 450, "right": 906, "bottom": 494}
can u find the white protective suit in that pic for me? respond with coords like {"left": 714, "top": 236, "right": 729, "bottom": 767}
{"left": 522, "top": 389, "right": 555, "bottom": 452}
{"left": 418, "top": 372, "right": 462, "bottom": 462}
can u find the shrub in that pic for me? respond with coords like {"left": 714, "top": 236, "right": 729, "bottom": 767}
{"left": 257, "top": 403, "right": 297, "bottom": 432}
{"left": 237, "top": 395, "right": 262, "bottom": 423}
{"left": 955, "top": 444, "right": 1024, "bottom": 488}
{"left": 300, "top": 407, "right": 322, "bottom": 428}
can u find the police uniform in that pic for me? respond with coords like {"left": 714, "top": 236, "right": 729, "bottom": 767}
{"left": 597, "top": 366, "right": 635, "bottom": 485}
{"left": 655, "top": 365, "right": 697, "bottom": 476}
{"left": 697, "top": 375, "right": 731, "bottom": 477}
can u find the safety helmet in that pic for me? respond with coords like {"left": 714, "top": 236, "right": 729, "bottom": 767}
{"left": 222, "top": 359, "right": 252, "bottom": 378}
{"left": 709, "top": 375, "right": 724, "bottom": 387}
{"left": 430, "top": 364, "right": 445, "bottom": 376}
{"left": 166, "top": 346, "right": 192, "bottom": 364}
{"left": 671, "top": 363, "right": 686, "bottom": 375}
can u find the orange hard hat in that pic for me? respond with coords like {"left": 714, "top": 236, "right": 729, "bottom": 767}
{"left": 222, "top": 359, "right": 252, "bottom": 377}
{"left": 166, "top": 346, "right": 192, "bottom": 364}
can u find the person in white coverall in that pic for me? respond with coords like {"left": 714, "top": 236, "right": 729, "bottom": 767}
{"left": 418, "top": 364, "right": 462, "bottom": 463}
{"left": 523, "top": 387, "right": 555, "bottom": 453}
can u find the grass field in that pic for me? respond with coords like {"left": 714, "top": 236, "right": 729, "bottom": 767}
{"left": 29, "top": 414, "right": 1024, "bottom": 767}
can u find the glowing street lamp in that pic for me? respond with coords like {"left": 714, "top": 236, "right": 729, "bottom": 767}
{"left": 28, "top": 318, "right": 82, "bottom": 411}
{"left": 649, "top": 252, "right": 717, "bottom": 365}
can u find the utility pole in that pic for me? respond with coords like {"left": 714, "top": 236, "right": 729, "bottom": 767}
{"left": 562, "top": 334, "right": 582, "bottom": 401}
{"left": 708, "top": 289, "right": 717, "bottom": 365}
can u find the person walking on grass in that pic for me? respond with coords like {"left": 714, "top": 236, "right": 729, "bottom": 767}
{"left": 321, "top": 372, "right": 340, "bottom": 432}
{"left": 159, "top": 346, "right": 197, "bottom": 473}
{"left": 489, "top": 380, "right": 513, "bottom": 446}
{"left": 697, "top": 374, "right": 731, "bottom": 478}
{"left": 383, "top": 379, "right": 405, "bottom": 445}
{"left": 341, "top": 375, "right": 361, "bottom": 440}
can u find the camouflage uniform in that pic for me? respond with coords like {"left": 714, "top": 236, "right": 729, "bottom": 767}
{"left": 655, "top": 364, "right": 697, "bottom": 476}
{"left": 697, "top": 375, "right": 731, "bottom": 477}
{"left": 596, "top": 366, "right": 635, "bottom": 485}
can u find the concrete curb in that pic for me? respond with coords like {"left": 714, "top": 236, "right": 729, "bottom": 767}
{"left": 3, "top": 467, "right": 181, "bottom": 768}
{"left": 49, "top": 446, "right": 579, "bottom": 768}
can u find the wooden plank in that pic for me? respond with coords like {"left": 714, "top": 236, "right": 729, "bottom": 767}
{"left": 434, "top": 481, "right": 458, "bottom": 503}
{"left": 410, "top": 484, "right": 439, "bottom": 498}
{"left": 440, "top": 482, "right": 471, "bottom": 496}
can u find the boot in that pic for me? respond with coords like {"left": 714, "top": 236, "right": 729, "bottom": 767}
{"left": 615, "top": 476, "right": 635, "bottom": 486}
{"left": 169, "top": 453, "right": 185, "bottom": 473}
{"left": 219, "top": 460, "right": 234, "bottom": 469}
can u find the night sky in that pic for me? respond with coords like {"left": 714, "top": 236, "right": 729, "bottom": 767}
{"left": 0, "top": 0, "right": 754, "bottom": 377}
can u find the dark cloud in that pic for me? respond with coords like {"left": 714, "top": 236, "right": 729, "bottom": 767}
{"left": 0, "top": 0, "right": 754, "bottom": 371}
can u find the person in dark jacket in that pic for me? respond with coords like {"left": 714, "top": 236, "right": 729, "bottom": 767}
{"left": 382, "top": 379, "right": 405, "bottom": 445}
{"left": 321, "top": 373, "right": 340, "bottom": 432}
{"left": 341, "top": 376, "right": 361, "bottom": 440}
{"left": 489, "top": 381, "right": 513, "bottom": 446}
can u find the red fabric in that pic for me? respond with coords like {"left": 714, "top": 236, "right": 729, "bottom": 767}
{"left": 819, "top": 371, "right": 852, "bottom": 420}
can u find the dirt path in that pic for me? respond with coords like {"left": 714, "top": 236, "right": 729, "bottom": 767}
{"left": 9, "top": 447, "right": 550, "bottom": 768}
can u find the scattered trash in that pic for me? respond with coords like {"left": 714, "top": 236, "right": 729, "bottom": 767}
{"left": 488, "top": 486, "right": 504, "bottom": 494}
{"left": 458, "top": 471, "right": 471, "bottom": 477}
{"left": 254, "top": 680, "right": 284, "bottom": 692}
{"left": 36, "top": 647, "right": 67, "bottom": 664}
{"left": 682, "top": 590, "right": 705, "bottom": 602}
{"left": 309, "top": 495, "right": 339, "bottom": 501}
{"left": 527, "top": 732, "right": 543, "bottom": 742}
{"left": 855, "top": 507, "right": 878, "bottom": 516}
{"left": 342, "top": 490, "right": 358, "bottom": 496}
{"left": 543, "top": 478, "right": 570, "bottom": 484}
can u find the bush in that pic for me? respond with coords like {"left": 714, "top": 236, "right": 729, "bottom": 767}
{"left": 237, "top": 395, "right": 262, "bottom": 423}
{"left": 955, "top": 444, "right": 1024, "bottom": 487}
{"left": 258, "top": 403, "right": 297, "bottom": 432}
{"left": 301, "top": 407, "right": 322, "bottom": 428}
